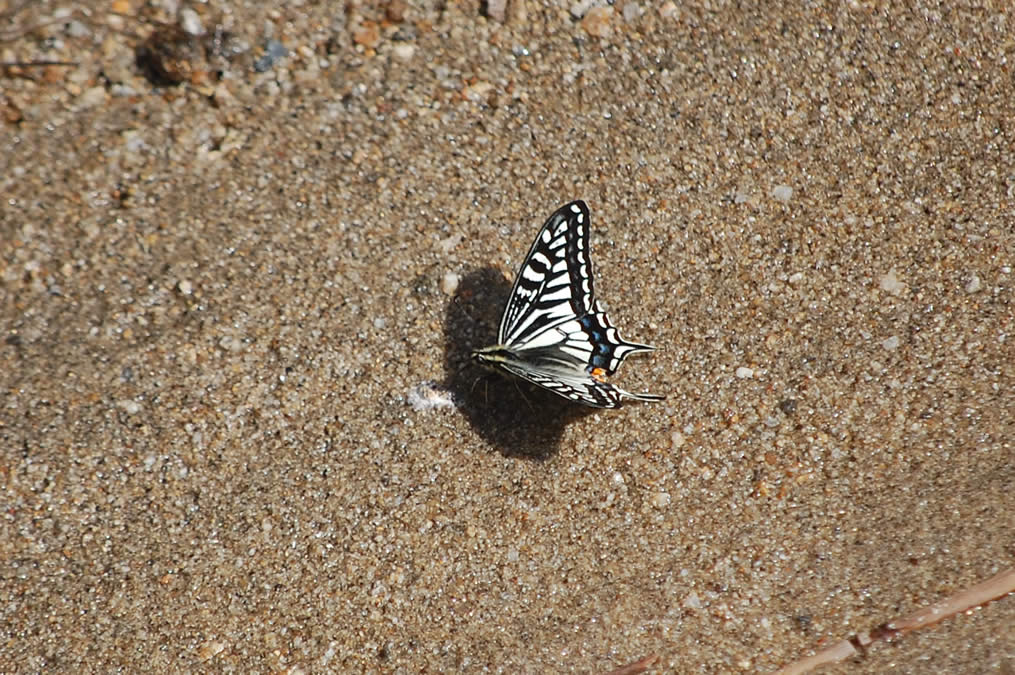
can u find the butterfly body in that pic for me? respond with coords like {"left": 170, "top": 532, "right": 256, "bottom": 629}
{"left": 471, "top": 201, "right": 663, "bottom": 409}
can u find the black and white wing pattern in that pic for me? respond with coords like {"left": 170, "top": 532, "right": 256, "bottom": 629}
{"left": 471, "top": 200, "right": 663, "bottom": 408}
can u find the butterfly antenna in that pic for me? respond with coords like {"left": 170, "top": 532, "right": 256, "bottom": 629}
{"left": 467, "top": 372, "right": 484, "bottom": 397}
{"left": 467, "top": 371, "right": 500, "bottom": 409}
{"left": 511, "top": 378, "right": 537, "bottom": 414}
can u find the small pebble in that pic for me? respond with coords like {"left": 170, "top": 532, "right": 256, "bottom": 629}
{"left": 682, "top": 592, "right": 702, "bottom": 609}
{"left": 570, "top": 0, "right": 599, "bottom": 19}
{"left": 254, "top": 40, "right": 288, "bottom": 72}
{"left": 118, "top": 400, "right": 141, "bottom": 415}
{"left": 441, "top": 272, "right": 460, "bottom": 295}
{"left": 879, "top": 268, "right": 907, "bottom": 296}
{"left": 462, "top": 81, "right": 494, "bottom": 103}
{"left": 66, "top": 20, "right": 91, "bottom": 38}
{"left": 198, "top": 640, "right": 226, "bottom": 660}
{"left": 78, "top": 86, "right": 107, "bottom": 108}
{"left": 485, "top": 0, "right": 507, "bottom": 22}
{"left": 735, "top": 366, "right": 754, "bottom": 379}
{"left": 111, "top": 84, "right": 138, "bottom": 97}
{"left": 353, "top": 21, "right": 381, "bottom": 49}
{"left": 219, "top": 336, "right": 245, "bottom": 352}
{"left": 439, "top": 233, "right": 462, "bottom": 253}
{"left": 392, "top": 44, "right": 416, "bottom": 61}
{"left": 581, "top": 6, "right": 613, "bottom": 37}
{"left": 385, "top": 0, "right": 407, "bottom": 22}
{"left": 623, "top": 2, "right": 642, "bottom": 21}
{"left": 771, "top": 184, "right": 793, "bottom": 202}
{"left": 180, "top": 7, "right": 203, "bottom": 35}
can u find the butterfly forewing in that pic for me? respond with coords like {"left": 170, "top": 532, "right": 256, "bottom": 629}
{"left": 498, "top": 202, "right": 595, "bottom": 346}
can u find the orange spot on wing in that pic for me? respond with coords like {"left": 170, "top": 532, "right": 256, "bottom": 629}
{"left": 590, "top": 367, "right": 607, "bottom": 382}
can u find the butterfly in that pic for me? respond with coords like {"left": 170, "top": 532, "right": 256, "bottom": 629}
{"left": 471, "top": 200, "right": 663, "bottom": 408}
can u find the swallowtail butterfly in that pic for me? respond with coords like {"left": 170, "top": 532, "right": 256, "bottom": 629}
{"left": 471, "top": 201, "right": 663, "bottom": 408}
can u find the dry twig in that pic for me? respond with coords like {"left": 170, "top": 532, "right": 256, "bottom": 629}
{"left": 775, "top": 567, "right": 1015, "bottom": 675}
{"left": 605, "top": 653, "right": 659, "bottom": 675}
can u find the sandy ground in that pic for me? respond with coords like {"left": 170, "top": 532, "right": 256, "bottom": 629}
{"left": 2, "top": 1, "right": 1013, "bottom": 672}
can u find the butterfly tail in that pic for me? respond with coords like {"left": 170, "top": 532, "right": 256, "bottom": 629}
{"left": 616, "top": 387, "right": 666, "bottom": 404}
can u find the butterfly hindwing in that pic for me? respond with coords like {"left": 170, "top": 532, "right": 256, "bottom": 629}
{"left": 497, "top": 361, "right": 623, "bottom": 407}
{"left": 579, "top": 302, "right": 654, "bottom": 376}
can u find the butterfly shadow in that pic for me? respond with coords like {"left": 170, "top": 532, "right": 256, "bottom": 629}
{"left": 443, "top": 267, "right": 594, "bottom": 460}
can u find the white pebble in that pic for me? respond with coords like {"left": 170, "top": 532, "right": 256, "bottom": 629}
{"left": 439, "top": 233, "right": 462, "bottom": 253}
{"left": 965, "top": 274, "right": 982, "bottom": 293}
{"left": 392, "top": 44, "right": 416, "bottom": 61}
{"left": 441, "top": 272, "right": 460, "bottom": 295}
{"left": 882, "top": 335, "right": 900, "bottom": 351}
{"left": 623, "top": 2, "right": 642, "bottom": 21}
{"left": 66, "top": 20, "right": 90, "bottom": 38}
{"left": 771, "top": 184, "right": 793, "bottom": 202}
{"left": 118, "top": 400, "right": 141, "bottom": 415}
{"left": 682, "top": 591, "right": 702, "bottom": 609}
{"left": 735, "top": 366, "right": 754, "bottom": 379}
{"left": 219, "top": 336, "right": 245, "bottom": 352}
{"left": 78, "top": 86, "right": 107, "bottom": 109}
{"left": 879, "top": 268, "right": 907, "bottom": 296}
{"left": 570, "top": 0, "right": 599, "bottom": 19}
{"left": 180, "top": 7, "right": 204, "bottom": 35}
{"left": 462, "top": 80, "right": 494, "bottom": 103}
